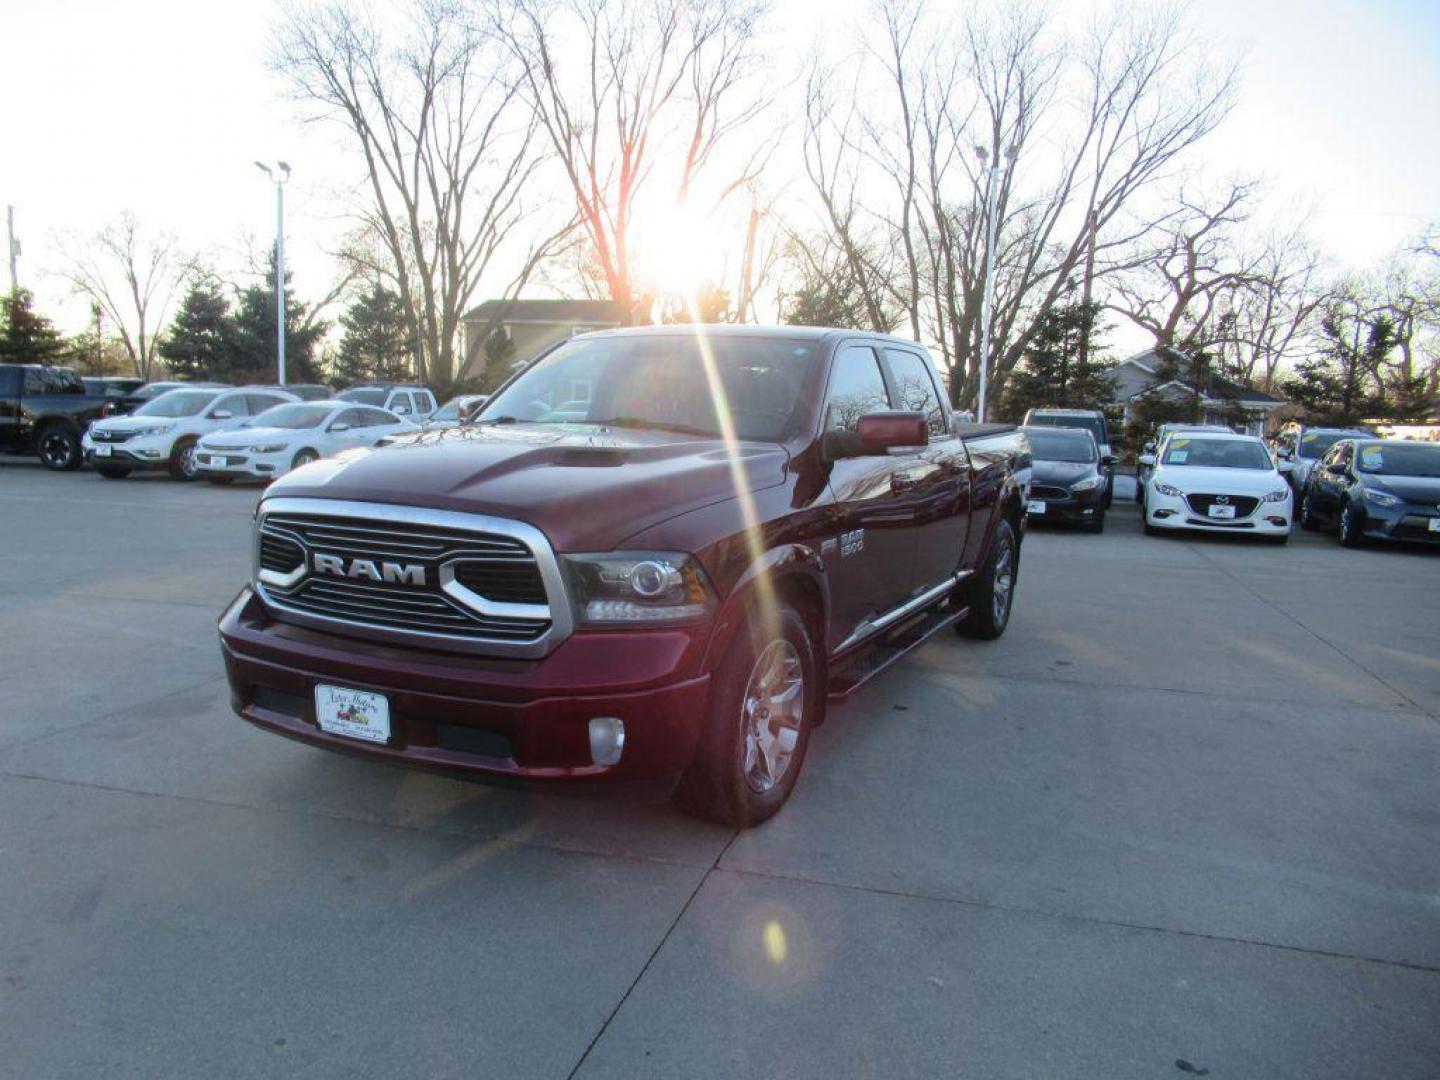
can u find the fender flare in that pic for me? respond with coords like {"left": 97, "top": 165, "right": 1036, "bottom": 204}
{"left": 701, "top": 543, "right": 830, "bottom": 674}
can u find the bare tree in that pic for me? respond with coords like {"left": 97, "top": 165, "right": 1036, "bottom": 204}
{"left": 489, "top": 0, "right": 773, "bottom": 322}
{"left": 794, "top": 1, "right": 1235, "bottom": 411}
{"left": 56, "top": 213, "right": 181, "bottom": 380}
{"left": 274, "top": 0, "right": 567, "bottom": 385}
{"left": 1218, "top": 223, "right": 1328, "bottom": 390}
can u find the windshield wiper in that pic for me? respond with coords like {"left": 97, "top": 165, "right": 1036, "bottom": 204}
{"left": 594, "top": 416, "right": 711, "bottom": 436}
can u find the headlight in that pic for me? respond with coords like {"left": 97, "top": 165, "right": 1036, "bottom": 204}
{"left": 1154, "top": 481, "right": 1183, "bottom": 497}
{"left": 251, "top": 443, "right": 287, "bottom": 454}
{"left": 564, "top": 552, "right": 714, "bottom": 625}
{"left": 1263, "top": 488, "right": 1291, "bottom": 503}
{"left": 1364, "top": 489, "right": 1402, "bottom": 508}
{"left": 129, "top": 424, "right": 173, "bottom": 438}
{"left": 1070, "top": 475, "right": 1104, "bottom": 492}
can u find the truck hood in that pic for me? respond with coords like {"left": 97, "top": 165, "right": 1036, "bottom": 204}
{"left": 263, "top": 423, "right": 791, "bottom": 551}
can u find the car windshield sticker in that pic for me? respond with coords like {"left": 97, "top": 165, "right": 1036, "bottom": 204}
{"left": 1170, "top": 450, "right": 1188, "bottom": 462}
{"left": 1360, "top": 447, "right": 1383, "bottom": 470}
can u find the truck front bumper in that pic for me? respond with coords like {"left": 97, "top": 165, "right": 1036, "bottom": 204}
{"left": 219, "top": 588, "right": 712, "bottom": 787}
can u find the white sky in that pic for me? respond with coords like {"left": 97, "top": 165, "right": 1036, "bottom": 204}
{"left": 4, "top": 0, "right": 1438, "bottom": 337}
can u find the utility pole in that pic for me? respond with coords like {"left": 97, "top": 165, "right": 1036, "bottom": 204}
{"left": 1078, "top": 207, "right": 1097, "bottom": 374}
{"left": 975, "top": 145, "right": 1015, "bottom": 423}
{"left": 6, "top": 205, "right": 19, "bottom": 294}
{"left": 254, "top": 162, "right": 292, "bottom": 385}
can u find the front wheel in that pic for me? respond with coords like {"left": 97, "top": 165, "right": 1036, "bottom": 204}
{"left": 957, "top": 518, "right": 1018, "bottom": 640}
{"left": 168, "top": 438, "right": 199, "bottom": 480}
{"left": 291, "top": 448, "right": 319, "bottom": 471}
{"left": 674, "top": 602, "right": 818, "bottom": 828}
{"left": 1299, "top": 490, "right": 1320, "bottom": 531}
{"left": 1339, "top": 502, "right": 1365, "bottom": 548}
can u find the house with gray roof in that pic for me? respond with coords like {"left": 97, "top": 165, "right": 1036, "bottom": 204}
{"left": 1111, "top": 346, "right": 1286, "bottom": 434}
{"left": 461, "top": 299, "right": 628, "bottom": 379}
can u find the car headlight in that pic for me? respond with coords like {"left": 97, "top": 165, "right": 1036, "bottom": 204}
{"left": 251, "top": 443, "right": 287, "bottom": 454}
{"left": 1263, "top": 488, "right": 1291, "bottom": 503}
{"left": 1364, "top": 489, "right": 1402, "bottom": 508}
{"left": 564, "top": 552, "right": 714, "bottom": 625}
{"left": 129, "top": 424, "right": 173, "bottom": 438}
{"left": 1070, "top": 475, "right": 1104, "bottom": 492}
{"left": 1154, "top": 481, "right": 1183, "bottom": 497}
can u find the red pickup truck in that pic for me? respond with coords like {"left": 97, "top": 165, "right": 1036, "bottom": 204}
{"left": 219, "top": 326, "right": 1030, "bottom": 826}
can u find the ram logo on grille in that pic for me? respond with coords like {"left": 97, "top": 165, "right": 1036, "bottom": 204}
{"left": 312, "top": 553, "right": 425, "bottom": 586}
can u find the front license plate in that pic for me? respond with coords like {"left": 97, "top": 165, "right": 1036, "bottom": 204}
{"left": 1208, "top": 504, "right": 1237, "bottom": 519}
{"left": 1429, "top": 518, "right": 1440, "bottom": 534}
{"left": 1027, "top": 500, "right": 1046, "bottom": 514}
{"left": 314, "top": 685, "right": 391, "bottom": 744}
{"left": 94, "top": 445, "right": 112, "bottom": 457}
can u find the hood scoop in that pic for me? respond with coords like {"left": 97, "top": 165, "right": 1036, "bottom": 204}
{"left": 554, "top": 447, "right": 630, "bottom": 467}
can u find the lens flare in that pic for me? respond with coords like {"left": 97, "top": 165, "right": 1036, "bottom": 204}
{"left": 762, "top": 919, "right": 788, "bottom": 964}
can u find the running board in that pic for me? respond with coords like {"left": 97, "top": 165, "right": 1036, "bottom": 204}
{"left": 826, "top": 602, "right": 967, "bottom": 702}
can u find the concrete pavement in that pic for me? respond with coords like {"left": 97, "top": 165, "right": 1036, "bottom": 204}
{"left": 2, "top": 461, "right": 1436, "bottom": 1078}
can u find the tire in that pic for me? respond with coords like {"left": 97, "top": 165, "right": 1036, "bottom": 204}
{"left": 96, "top": 466, "right": 132, "bottom": 479}
{"left": 204, "top": 474, "right": 236, "bottom": 486}
{"left": 1299, "top": 490, "right": 1320, "bottom": 531}
{"left": 1339, "top": 502, "right": 1365, "bottom": 548}
{"left": 1102, "top": 475, "right": 1114, "bottom": 510}
{"left": 674, "top": 601, "right": 818, "bottom": 828}
{"left": 292, "top": 448, "right": 319, "bottom": 471}
{"left": 168, "top": 438, "right": 199, "bottom": 481}
{"left": 957, "top": 518, "right": 1018, "bottom": 640}
{"left": 36, "top": 424, "right": 82, "bottom": 471}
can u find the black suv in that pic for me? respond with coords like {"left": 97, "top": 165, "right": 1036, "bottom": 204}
{"left": 0, "top": 364, "right": 108, "bottom": 469}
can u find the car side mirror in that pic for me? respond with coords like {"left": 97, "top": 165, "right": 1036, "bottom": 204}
{"left": 329, "top": 422, "right": 351, "bottom": 433}
{"left": 209, "top": 409, "right": 233, "bottom": 420}
{"left": 857, "top": 411, "right": 928, "bottom": 453}
{"left": 1276, "top": 459, "right": 1295, "bottom": 474}
{"left": 1138, "top": 453, "right": 1156, "bottom": 467}
{"left": 1325, "top": 461, "right": 1346, "bottom": 475}
{"left": 1143, "top": 441, "right": 1155, "bottom": 455}
{"left": 1101, "top": 454, "right": 1118, "bottom": 468}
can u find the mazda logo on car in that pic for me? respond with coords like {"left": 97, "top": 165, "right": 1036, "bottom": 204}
{"left": 312, "top": 553, "right": 425, "bottom": 585}
{"left": 1216, "top": 494, "right": 1230, "bottom": 504}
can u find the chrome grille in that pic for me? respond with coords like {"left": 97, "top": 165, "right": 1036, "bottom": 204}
{"left": 253, "top": 499, "right": 572, "bottom": 657}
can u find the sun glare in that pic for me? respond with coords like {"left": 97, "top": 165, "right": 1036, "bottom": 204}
{"left": 633, "top": 203, "right": 725, "bottom": 298}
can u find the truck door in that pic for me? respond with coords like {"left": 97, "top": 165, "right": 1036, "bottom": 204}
{"left": 880, "top": 348, "right": 972, "bottom": 594}
{"left": 0, "top": 367, "right": 20, "bottom": 449}
{"left": 820, "top": 344, "right": 921, "bottom": 648}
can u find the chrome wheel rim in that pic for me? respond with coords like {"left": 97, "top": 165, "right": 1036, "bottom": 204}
{"left": 992, "top": 537, "right": 1014, "bottom": 627}
{"left": 180, "top": 444, "right": 198, "bottom": 478}
{"left": 39, "top": 432, "right": 70, "bottom": 467}
{"left": 742, "top": 639, "right": 804, "bottom": 794}
{"left": 1341, "top": 507, "right": 1352, "bottom": 542}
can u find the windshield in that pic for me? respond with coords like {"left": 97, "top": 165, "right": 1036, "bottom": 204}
{"left": 480, "top": 335, "right": 822, "bottom": 441}
{"left": 1299, "top": 432, "right": 1350, "bottom": 459}
{"left": 1027, "top": 414, "right": 1107, "bottom": 447}
{"left": 134, "top": 389, "right": 218, "bottom": 418}
{"left": 337, "top": 387, "right": 386, "bottom": 406}
{"left": 250, "top": 403, "right": 330, "bottom": 430}
{"left": 1356, "top": 442, "right": 1440, "bottom": 477}
{"left": 1162, "top": 437, "right": 1273, "bottom": 469}
{"left": 1026, "top": 429, "right": 1097, "bottom": 463}
{"left": 429, "top": 399, "right": 465, "bottom": 421}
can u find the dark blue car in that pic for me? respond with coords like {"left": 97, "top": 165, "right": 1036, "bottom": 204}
{"left": 1300, "top": 438, "right": 1440, "bottom": 547}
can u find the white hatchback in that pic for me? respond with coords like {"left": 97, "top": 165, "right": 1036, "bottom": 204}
{"left": 1142, "top": 432, "right": 1294, "bottom": 544}
{"left": 193, "top": 400, "right": 419, "bottom": 483}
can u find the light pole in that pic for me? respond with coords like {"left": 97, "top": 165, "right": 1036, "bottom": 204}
{"left": 974, "top": 145, "right": 1014, "bottom": 423}
{"left": 254, "top": 161, "right": 291, "bottom": 385}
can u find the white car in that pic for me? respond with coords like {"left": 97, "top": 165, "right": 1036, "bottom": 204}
{"left": 335, "top": 384, "right": 438, "bottom": 418}
{"left": 422, "top": 393, "right": 489, "bottom": 430}
{"left": 1142, "top": 431, "right": 1294, "bottom": 544}
{"left": 193, "top": 400, "right": 420, "bottom": 483}
{"left": 83, "top": 386, "right": 298, "bottom": 480}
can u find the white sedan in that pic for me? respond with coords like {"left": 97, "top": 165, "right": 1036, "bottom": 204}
{"left": 194, "top": 400, "right": 419, "bottom": 483}
{"left": 1141, "top": 432, "right": 1294, "bottom": 544}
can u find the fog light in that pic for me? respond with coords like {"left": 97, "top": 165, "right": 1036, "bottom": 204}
{"left": 1267, "top": 516, "right": 1288, "bottom": 526}
{"left": 1154, "top": 509, "right": 1176, "bottom": 519}
{"left": 588, "top": 716, "right": 625, "bottom": 766}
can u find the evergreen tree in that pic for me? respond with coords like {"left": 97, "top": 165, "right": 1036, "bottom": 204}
{"left": 226, "top": 248, "right": 326, "bottom": 384}
{"left": 335, "top": 283, "right": 413, "bottom": 384}
{"left": 158, "top": 276, "right": 234, "bottom": 380}
{"left": 999, "top": 301, "right": 1114, "bottom": 419}
{"left": 1280, "top": 304, "right": 1397, "bottom": 424}
{"left": 0, "top": 290, "right": 67, "bottom": 364}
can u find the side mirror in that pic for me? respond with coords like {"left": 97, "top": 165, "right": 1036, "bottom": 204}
{"left": 1101, "top": 454, "right": 1118, "bottom": 468}
{"left": 1325, "top": 461, "right": 1347, "bottom": 475}
{"left": 209, "top": 409, "right": 233, "bottom": 420}
{"left": 1276, "top": 459, "right": 1295, "bottom": 474}
{"left": 329, "top": 422, "right": 351, "bottom": 433}
{"left": 1138, "top": 453, "right": 1156, "bottom": 467}
{"left": 1143, "top": 441, "right": 1156, "bottom": 455}
{"left": 857, "top": 411, "right": 928, "bottom": 453}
